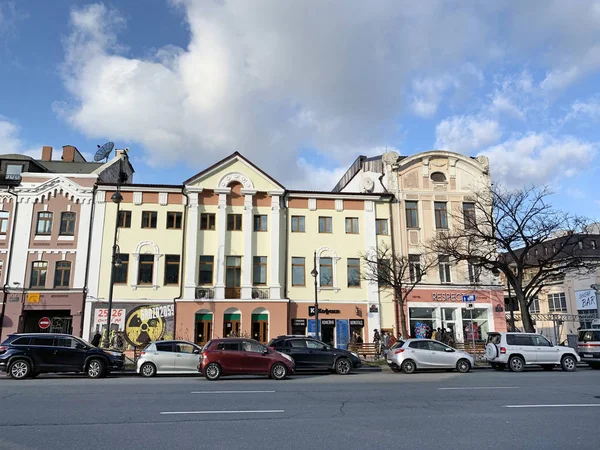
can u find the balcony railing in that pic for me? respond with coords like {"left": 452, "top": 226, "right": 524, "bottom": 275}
{"left": 252, "top": 288, "right": 270, "bottom": 299}
{"left": 225, "top": 287, "right": 241, "bottom": 299}
{"left": 195, "top": 287, "right": 214, "bottom": 299}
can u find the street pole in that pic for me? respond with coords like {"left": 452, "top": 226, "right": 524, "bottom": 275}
{"left": 470, "top": 304, "right": 475, "bottom": 351}
{"left": 311, "top": 251, "right": 320, "bottom": 341}
{"left": 103, "top": 189, "right": 123, "bottom": 348}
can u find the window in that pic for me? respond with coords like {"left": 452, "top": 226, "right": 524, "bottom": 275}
{"left": 306, "top": 340, "right": 327, "bottom": 350}
{"left": 200, "top": 213, "right": 216, "bottom": 230}
{"left": 319, "top": 257, "right": 333, "bottom": 287}
{"left": 141, "top": 211, "right": 157, "bottom": 228}
{"left": 199, "top": 256, "right": 214, "bottom": 285}
{"left": 292, "top": 257, "right": 305, "bottom": 286}
{"left": 431, "top": 172, "right": 447, "bottom": 183}
{"left": 36, "top": 212, "right": 53, "bottom": 235}
{"left": 347, "top": 258, "right": 360, "bottom": 287}
{"left": 227, "top": 214, "right": 242, "bottom": 231}
{"left": 216, "top": 342, "right": 240, "bottom": 351}
{"left": 166, "top": 212, "right": 182, "bottom": 229}
{"left": 287, "top": 339, "right": 306, "bottom": 348}
{"left": 376, "top": 219, "right": 388, "bottom": 235}
{"left": 463, "top": 202, "right": 476, "bottom": 228}
{"left": 377, "top": 259, "right": 391, "bottom": 286}
{"left": 242, "top": 340, "right": 264, "bottom": 353}
{"left": 138, "top": 254, "right": 154, "bottom": 285}
{"left": 506, "top": 335, "right": 534, "bottom": 346}
{"left": 428, "top": 341, "right": 450, "bottom": 352}
{"left": 405, "top": 201, "right": 419, "bottom": 228}
{"left": 345, "top": 217, "right": 359, "bottom": 234}
{"left": 118, "top": 211, "right": 131, "bottom": 228}
{"left": 30, "top": 261, "right": 48, "bottom": 288}
{"left": 55, "top": 337, "right": 76, "bottom": 348}
{"left": 164, "top": 255, "right": 180, "bottom": 285}
{"left": 155, "top": 343, "right": 174, "bottom": 352}
{"left": 253, "top": 256, "right": 267, "bottom": 285}
{"left": 254, "top": 215, "right": 267, "bottom": 231}
{"left": 291, "top": 216, "right": 305, "bottom": 232}
{"left": 438, "top": 255, "right": 451, "bottom": 283}
{"left": 5, "top": 164, "right": 22, "bottom": 180}
{"left": 176, "top": 343, "right": 196, "bottom": 354}
{"left": 468, "top": 259, "right": 481, "bottom": 284}
{"left": 409, "top": 340, "right": 430, "bottom": 350}
{"left": 30, "top": 337, "right": 54, "bottom": 346}
{"left": 54, "top": 261, "right": 71, "bottom": 288}
{"left": 0, "top": 211, "right": 9, "bottom": 234}
{"left": 409, "top": 254, "right": 422, "bottom": 282}
{"left": 434, "top": 202, "right": 448, "bottom": 229}
{"left": 319, "top": 216, "right": 332, "bottom": 233}
{"left": 529, "top": 297, "right": 540, "bottom": 314}
{"left": 548, "top": 293, "right": 567, "bottom": 312}
{"left": 114, "top": 254, "right": 129, "bottom": 284}
{"left": 60, "top": 212, "right": 76, "bottom": 235}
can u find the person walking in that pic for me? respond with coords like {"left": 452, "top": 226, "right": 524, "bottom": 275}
{"left": 91, "top": 329, "right": 102, "bottom": 347}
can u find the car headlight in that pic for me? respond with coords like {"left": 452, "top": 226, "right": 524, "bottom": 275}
{"left": 351, "top": 352, "right": 359, "bottom": 359}
{"left": 279, "top": 353, "right": 294, "bottom": 363}
{"left": 104, "top": 351, "right": 122, "bottom": 357}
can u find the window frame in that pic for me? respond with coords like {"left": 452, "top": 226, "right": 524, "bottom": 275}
{"left": 117, "top": 210, "right": 132, "bottom": 228}
{"left": 36, "top": 211, "right": 53, "bottom": 235}
{"left": 253, "top": 256, "right": 268, "bottom": 285}
{"left": 548, "top": 292, "right": 567, "bottom": 313}
{"left": 291, "top": 257, "right": 306, "bottom": 286}
{"left": 253, "top": 215, "right": 268, "bottom": 232}
{"left": 113, "top": 254, "right": 129, "bottom": 284}
{"left": 198, "top": 256, "right": 214, "bottom": 285}
{"left": 408, "top": 254, "right": 422, "bottom": 283}
{"left": 462, "top": 202, "right": 476, "bottom": 229}
{"left": 434, "top": 202, "right": 448, "bottom": 229}
{"left": 438, "top": 255, "right": 451, "bottom": 283}
{"left": 164, "top": 255, "right": 181, "bottom": 285}
{"left": 345, "top": 217, "right": 359, "bottom": 234}
{"left": 291, "top": 215, "right": 305, "bottom": 232}
{"left": 319, "top": 257, "right": 333, "bottom": 287}
{"left": 468, "top": 259, "right": 481, "bottom": 284}
{"left": 53, "top": 260, "right": 72, "bottom": 288}
{"left": 318, "top": 216, "right": 332, "bottom": 233}
{"left": 59, "top": 212, "right": 77, "bottom": 236}
{"left": 166, "top": 212, "right": 182, "bottom": 230}
{"left": 30, "top": 261, "right": 48, "bottom": 288}
{"left": 347, "top": 258, "right": 361, "bottom": 288}
{"left": 227, "top": 214, "right": 243, "bottom": 231}
{"left": 200, "top": 213, "right": 216, "bottom": 231}
{"left": 138, "top": 254, "right": 155, "bottom": 285}
{"left": 375, "top": 219, "right": 388, "bottom": 235}
{"left": 141, "top": 211, "right": 158, "bottom": 229}
{"left": 0, "top": 210, "right": 9, "bottom": 234}
{"left": 405, "top": 201, "right": 419, "bottom": 228}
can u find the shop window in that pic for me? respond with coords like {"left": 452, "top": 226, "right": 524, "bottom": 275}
{"left": 376, "top": 219, "right": 388, "bottom": 235}
{"left": 199, "top": 256, "right": 214, "bottom": 285}
{"left": 405, "top": 201, "right": 419, "bottom": 228}
{"left": 408, "top": 254, "right": 421, "bottom": 282}
{"left": 164, "top": 255, "right": 180, "bottom": 285}
{"left": 345, "top": 217, "right": 359, "bottom": 234}
{"left": 36, "top": 212, "right": 53, "bottom": 235}
{"left": 54, "top": 261, "right": 71, "bottom": 288}
{"left": 292, "top": 257, "right": 305, "bottom": 286}
{"left": 291, "top": 216, "right": 305, "bottom": 232}
{"left": 462, "top": 308, "right": 489, "bottom": 342}
{"left": 118, "top": 211, "right": 131, "bottom": 228}
{"left": 409, "top": 307, "right": 436, "bottom": 339}
{"left": 195, "top": 313, "right": 213, "bottom": 345}
{"left": 548, "top": 293, "right": 567, "bottom": 312}
{"left": 30, "top": 261, "right": 48, "bottom": 288}
{"left": 253, "top": 256, "right": 267, "bottom": 285}
{"left": 138, "top": 254, "right": 154, "bottom": 285}
{"left": 468, "top": 259, "right": 481, "bottom": 284}
{"left": 434, "top": 202, "right": 448, "bottom": 229}
{"left": 200, "top": 213, "right": 216, "bottom": 230}
{"left": 60, "top": 212, "right": 76, "bottom": 236}
{"left": 114, "top": 254, "right": 129, "bottom": 284}
{"left": 463, "top": 202, "right": 476, "bottom": 229}
{"left": 438, "top": 255, "right": 451, "bottom": 283}
{"left": 252, "top": 312, "right": 269, "bottom": 343}
{"left": 319, "top": 216, "right": 332, "bottom": 233}
{"left": 141, "top": 211, "right": 157, "bottom": 229}
{"left": 166, "top": 212, "right": 182, "bottom": 229}
{"left": 253, "top": 215, "right": 267, "bottom": 231}
{"left": 0, "top": 211, "right": 9, "bottom": 234}
{"left": 227, "top": 214, "right": 242, "bottom": 231}
{"left": 319, "top": 257, "right": 333, "bottom": 287}
{"left": 347, "top": 258, "right": 361, "bottom": 287}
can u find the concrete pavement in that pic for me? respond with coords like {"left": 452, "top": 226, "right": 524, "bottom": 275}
{"left": 0, "top": 368, "right": 599, "bottom": 450}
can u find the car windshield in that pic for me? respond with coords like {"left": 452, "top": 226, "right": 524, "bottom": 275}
{"left": 578, "top": 330, "right": 600, "bottom": 342}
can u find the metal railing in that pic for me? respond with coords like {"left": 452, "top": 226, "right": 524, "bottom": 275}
{"left": 252, "top": 288, "right": 270, "bottom": 299}
{"left": 195, "top": 287, "right": 215, "bottom": 299}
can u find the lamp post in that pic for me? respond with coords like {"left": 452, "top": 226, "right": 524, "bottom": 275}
{"left": 310, "top": 251, "right": 319, "bottom": 341}
{"left": 103, "top": 190, "right": 123, "bottom": 348}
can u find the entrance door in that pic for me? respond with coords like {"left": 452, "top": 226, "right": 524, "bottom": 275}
{"left": 224, "top": 320, "right": 240, "bottom": 337}
{"left": 252, "top": 321, "right": 268, "bottom": 343}
{"left": 321, "top": 323, "right": 335, "bottom": 346}
{"left": 226, "top": 256, "right": 242, "bottom": 299}
{"left": 194, "top": 314, "right": 212, "bottom": 345}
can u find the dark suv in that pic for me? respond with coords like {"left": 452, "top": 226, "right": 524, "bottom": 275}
{"left": 267, "top": 336, "right": 361, "bottom": 374}
{"left": 0, "top": 333, "right": 125, "bottom": 379}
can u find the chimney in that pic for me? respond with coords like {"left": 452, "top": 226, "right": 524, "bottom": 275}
{"left": 62, "top": 145, "right": 76, "bottom": 162}
{"left": 41, "top": 146, "right": 53, "bottom": 161}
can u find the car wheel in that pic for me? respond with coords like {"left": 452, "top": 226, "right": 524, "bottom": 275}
{"left": 509, "top": 356, "right": 525, "bottom": 372}
{"left": 390, "top": 365, "right": 402, "bottom": 372}
{"left": 541, "top": 365, "right": 554, "bottom": 371}
{"left": 561, "top": 355, "right": 577, "bottom": 372}
{"left": 401, "top": 359, "right": 416, "bottom": 374}
{"left": 204, "top": 362, "right": 221, "bottom": 381}
{"left": 456, "top": 359, "right": 471, "bottom": 373}
{"left": 87, "top": 359, "right": 106, "bottom": 379}
{"left": 8, "top": 360, "right": 31, "bottom": 380}
{"left": 270, "top": 363, "right": 287, "bottom": 380}
{"left": 335, "top": 358, "right": 351, "bottom": 375}
{"left": 140, "top": 362, "right": 157, "bottom": 378}
{"left": 493, "top": 363, "right": 505, "bottom": 371}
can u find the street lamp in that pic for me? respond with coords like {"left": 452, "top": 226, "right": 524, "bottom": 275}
{"left": 103, "top": 189, "right": 123, "bottom": 348}
{"left": 310, "top": 251, "right": 319, "bottom": 341}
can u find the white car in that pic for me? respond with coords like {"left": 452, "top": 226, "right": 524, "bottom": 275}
{"left": 387, "top": 339, "right": 474, "bottom": 374}
{"left": 485, "top": 332, "right": 579, "bottom": 372}
{"left": 137, "top": 340, "right": 202, "bottom": 377}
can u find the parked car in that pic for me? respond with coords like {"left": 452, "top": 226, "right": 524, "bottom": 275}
{"left": 384, "top": 340, "right": 405, "bottom": 363}
{"left": 267, "top": 335, "right": 361, "bottom": 374}
{"left": 485, "top": 332, "right": 579, "bottom": 372}
{"left": 577, "top": 329, "right": 600, "bottom": 370}
{"left": 137, "top": 340, "right": 202, "bottom": 377}
{"left": 387, "top": 339, "right": 473, "bottom": 374}
{"left": 0, "top": 333, "right": 124, "bottom": 379}
{"left": 199, "top": 338, "right": 295, "bottom": 381}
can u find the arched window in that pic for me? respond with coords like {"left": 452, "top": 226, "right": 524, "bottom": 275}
{"left": 431, "top": 172, "right": 447, "bottom": 183}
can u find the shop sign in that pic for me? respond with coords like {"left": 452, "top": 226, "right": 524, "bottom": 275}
{"left": 94, "top": 309, "right": 126, "bottom": 327}
{"left": 576, "top": 289, "right": 597, "bottom": 311}
{"left": 139, "top": 304, "right": 175, "bottom": 321}
{"left": 308, "top": 306, "right": 341, "bottom": 316}
{"left": 321, "top": 319, "right": 335, "bottom": 326}
{"left": 432, "top": 292, "right": 470, "bottom": 302}
{"left": 9, "top": 296, "right": 20, "bottom": 302}
{"left": 291, "top": 319, "right": 307, "bottom": 327}
{"left": 27, "top": 293, "right": 40, "bottom": 303}
{"left": 349, "top": 319, "right": 364, "bottom": 327}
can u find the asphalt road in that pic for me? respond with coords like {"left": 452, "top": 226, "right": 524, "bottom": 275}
{"left": 0, "top": 367, "right": 599, "bottom": 450}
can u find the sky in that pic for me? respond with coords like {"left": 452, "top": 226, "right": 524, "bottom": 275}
{"left": 1, "top": 0, "right": 600, "bottom": 217}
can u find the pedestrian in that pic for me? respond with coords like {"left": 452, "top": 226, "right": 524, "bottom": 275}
{"left": 356, "top": 333, "right": 364, "bottom": 344}
{"left": 431, "top": 328, "right": 438, "bottom": 341}
{"left": 91, "top": 330, "right": 102, "bottom": 347}
{"left": 373, "top": 329, "right": 381, "bottom": 344}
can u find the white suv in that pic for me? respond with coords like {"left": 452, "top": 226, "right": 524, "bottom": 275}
{"left": 485, "top": 332, "right": 579, "bottom": 372}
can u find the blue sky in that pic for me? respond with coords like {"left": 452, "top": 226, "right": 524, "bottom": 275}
{"left": 1, "top": 1, "right": 600, "bottom": 218}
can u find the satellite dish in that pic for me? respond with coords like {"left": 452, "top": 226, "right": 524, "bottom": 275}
{"left": 361, "top": 176, "right": 375, "bottom": 193}
{"left": 94, "top": 142, "right": 115, "bottom": 162}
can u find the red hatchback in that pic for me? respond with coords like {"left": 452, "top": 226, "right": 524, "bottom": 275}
{"left": 199, "top": 338, "right": 295, "bottom": 381}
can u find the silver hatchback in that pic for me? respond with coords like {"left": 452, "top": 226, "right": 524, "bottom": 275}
{"left": 137, "top": 340, "right": 202, "bottom": 377}
{"left": 387, "top": 339, "right": 474, "bottom": 374}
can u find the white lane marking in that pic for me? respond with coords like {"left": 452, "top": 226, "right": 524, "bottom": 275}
{"left": 191, "top": 390, "right": 276, "bottom": 394}
{"left": 505, "top": 404, "right": 600, "bottom": 408}
{"left": 160, "top": 410, "right": 285, "bottom": 415}
{"left": 438, "top": 387, "right": 519, "bottom": 390}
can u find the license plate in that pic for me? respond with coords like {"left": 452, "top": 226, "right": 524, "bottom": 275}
{"left": 584, "top": 354, "right": 593, "bottom": 358}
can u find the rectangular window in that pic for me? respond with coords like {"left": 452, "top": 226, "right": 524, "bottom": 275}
{"left": 319, "top": 216, "right": 332, "bottom": 233}
{"left": 164, "top": 255, "right": 180, "bottom": 285}
{"left": 253, "top": 256, "right": 267, "bottom": 285}
{"left": 198, "top": 256, "right": 214, "bottom": 285}
{"left": 200, "top": 213, "right": 216, "bottom": 230}
{"left": 54, "top": 261, "right": 71, "bottom": 288}
{"left": 463, "top": 202, "right": 476, "bottom": 228}
{"left": 468, "top": 259, "right": 481, "bottom": 284}
{"left": 227, "top": 214, "right": 242, "bottom": 231}
{"left": 166, "top": 212, "right": 182, "bottom": 229}
{"left": 141, "top": 211, "right": 157, "bottom": 229}
{"left": 439, "top": 255, "right": 451, "bottom": 283}
{"left": 114, "top": 254, "right": 129, "bottom": 284}
{"left": 345, "top": 217, "right": 359, "bottom": 234}
{"left": 434, "top": 202, "right": 448, "bottom": 229}
{"left": 405, "top": 201, "right": 419, "bottom": 228}
{"left": 347, "top": 258, "right": 360, "bottom": 287}
{"left": 291, "top": 216, "right": 305, "bottom": 232}
{"left": 377, "top": 259, "right": 391, "bottom": 286}
{"left": 292, "top": 257, "right": 305, "bottom": 286}
{"left": 30, "top": 261, "right": 48, "bottom": 288}
{"left": 529, "top": 297, "right": 540, "bottom": 314}
{"left": 36, "top": 212, "right": 53, "bottom": 235}
{"left": 376, "top": 219, "right": 388, "bottom": 235}
{"left": 138, "top": 254, "right": 154, "bottom": 285}
{"left": 548, "top": 293, "right": 567, "bottom": 312}
{"left": 319, "top": 257, "right": 333, "bottom": 287}
{"left": 409, "top": 254, "right": 422, "bottom": 283}
{"left": 118, "top": 210, "right": 131, "bottom": 228}
{"left": 254, "top": 215, "right": 268, "bottom": 231}
{"left": 5, "top": 164, "right": 22, "bottom": 180}
{"left": 59, "top": 212, "right": 76, "bottom": 236}
{"left": 0, "top": 211, "right": 9, "bottom": 234}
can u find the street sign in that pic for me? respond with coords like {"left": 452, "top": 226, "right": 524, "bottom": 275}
{"left": 462, "top": 294, "right": 476, "bottom": 303}
{"left": 27, "top": 293, "right": 40, "bottom": 303}
{"left": 38, "top": 317, "right": 51, "bottom": 330}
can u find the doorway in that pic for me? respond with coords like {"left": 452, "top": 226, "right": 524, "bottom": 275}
{"left": 321, "top": 320, "right": 335, "bottom": 346}
{"left": 251, "top": 310, "right": 269, "bottom": 343}
{"left": 22, "top": 310, "right": 73, "bottom": 334}
{"left": 194, "top": 312, "right": 213, "bottom": 345}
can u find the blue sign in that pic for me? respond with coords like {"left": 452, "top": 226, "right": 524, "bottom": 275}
{"left": 462, "top": 294, "right": 476, "bottom": 303}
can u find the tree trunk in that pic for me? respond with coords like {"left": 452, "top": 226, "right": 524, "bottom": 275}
{"left": 516, "top": 293, "right": 535, "bottom": 333}
{"left": 398, "top": 299, "right": 409, "bottom": 339}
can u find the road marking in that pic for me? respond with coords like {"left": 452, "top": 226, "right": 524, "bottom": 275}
{"left": 191, "top": 390, "right": 276, "bottom": 394}
{"left": 505, "top": 404, "right": 600, "bottom": 409}
{"left": 438, "top": 387, "right": 519, "bottom": 390}
{"left": 160, "top": 410, "right": 284, "bottom": 415}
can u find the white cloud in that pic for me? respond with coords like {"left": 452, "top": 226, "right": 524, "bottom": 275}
{"left": 564, "top": 95, "right": 600, "bottom": 123}
{"left": 0, "top": 117, "right": 40, "bottom": 157}
{"left": 434, "top": 115, "right": 501, "bottom": 154}
{"left": 489, "top": 93, "right": 525, "bottom": 121}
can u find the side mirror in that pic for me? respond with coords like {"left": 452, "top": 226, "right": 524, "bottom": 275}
{"left": 263, "top": 348, "right": 269, "bottom": 355}
{"left": 193, "top": 349, "right": 200, "bottom": 354}
{"left": 444, "top": 348, "right": 454, "bottom": 353}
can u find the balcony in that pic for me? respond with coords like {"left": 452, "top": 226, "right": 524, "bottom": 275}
{"left": 195, "top": 287, "right": 214, "bottom": 300}
{"left": 252, "top": 288, "right": 270, "bottom": 299}
{"left": 225, "top": 287, "right": 241, "bottom": 299}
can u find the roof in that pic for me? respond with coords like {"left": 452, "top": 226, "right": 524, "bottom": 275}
{"left": 39, "top": 161, "right": 103, "bottom": 174}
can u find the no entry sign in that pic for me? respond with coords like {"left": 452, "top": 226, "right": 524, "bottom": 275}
{"left": 38, "top": 317, "right": 51, "bottom": 330}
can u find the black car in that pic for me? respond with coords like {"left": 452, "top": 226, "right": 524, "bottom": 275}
{"left": 0, "top": 333, "right": 125, "bottom": 379}
{"left": 267, "top": 335, "right": 361, "bottom": 374}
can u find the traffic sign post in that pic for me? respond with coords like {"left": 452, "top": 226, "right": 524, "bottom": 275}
{"left": 462, "top": 294, "right": 476, "bottom": 303}
{"left": 38, "top": 317, "right": 51, "bottom": 330}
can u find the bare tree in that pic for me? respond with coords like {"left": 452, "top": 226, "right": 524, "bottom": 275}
{"left": 360, "top": 243, "right": 438, "bottom": 338}
{"left": 429, "top": 185, "right": 596, "bottom": 333}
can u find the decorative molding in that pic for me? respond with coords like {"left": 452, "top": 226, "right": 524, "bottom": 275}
{"left": 159, "top": 192, "right": 168, "bottom": 206}
{"left": 133, "top": 192, "right": 142, "bottom": 205}
{"left": 96, "top": 191, "right": 106, "bottom": 204}
{"left": 364, "top": 200, "right": 374, "bottom": 212}
{"left": 241, "top": 189, "right": 258, "bottom": 196}
{"left": 308, "top": 198, "right": 317, "bottom": 211}
{"left": 218, "top": 172, "right": 254, "bottom": 189}
{"left": 188, "top": 192, "right": 199, "bottom": 208}
{"left": 271, "top": 195, "right": 280, "bottom": 211}
{"left": 335, "top": 199, "right": 344, "bottom": 212}
{"left": 214, "top": 188, "right": 231, "bottom": 195}
{"left": 15, "top": 176, "right": 93, "bottom": 204}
